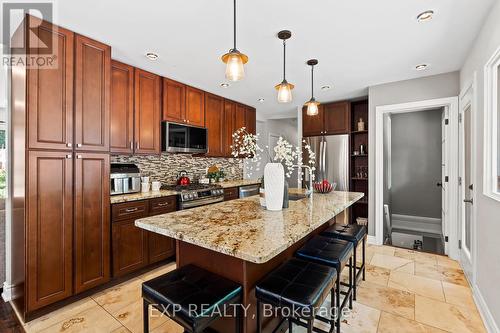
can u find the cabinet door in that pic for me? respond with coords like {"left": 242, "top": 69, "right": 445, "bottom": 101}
{"left": 74, "top": 153, "right": 110, "bottom": 293}
{"left": 112, "top": 219, "right": 148, "bottom": 277}
{"left": 110, "top": 61, "right": 134, "bottom": 153}
{"left": 74, "top": 34, "right": 111, "bottom": 152}
{"left": 234, "top": 103, "right": 246, "bottom": 131}
{"left": 185, "top": 86, "right": 205, "bottom": 127}
{"left": 27, "top": 18, "right": 74, "bottom": 150}
{"left": 162, "top": 78, "right": 186, "bottom": 123}
{"left": 27, "top": 151, "right": 73, "bottom": 311}
{"left": 148, "top": 232, "right": 175, "bottom": 264}
{"left": 205, "top": 93, "right": 224, "bottom": 156}
{"left": 245, "top": 107, "right": 257, "bottom": 135}
{"left": 134, "top": 69, "right": 161, "bottom": 154}
{"left": 302, "top": 105, "right": 325, "bottom": 137}
{"left": 324, "top": 101, "right": 350, "bottom": 135}
{"left": 223, "top": 187, "right": 239, "bottom": 201}
{"left": 223, "top": 99, "right": 236, "bottom": 157}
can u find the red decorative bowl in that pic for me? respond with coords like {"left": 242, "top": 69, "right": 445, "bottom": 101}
{"left": 314, "top": 181, "right": 334, "bottom": 193}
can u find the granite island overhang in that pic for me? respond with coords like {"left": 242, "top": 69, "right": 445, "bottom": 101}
{"left": 135, "top": 191, "right": 364, "bottom": 333}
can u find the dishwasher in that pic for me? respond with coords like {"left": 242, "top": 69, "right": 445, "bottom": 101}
{"left": 239, "top": 184, "right": 260, "bottom": 198}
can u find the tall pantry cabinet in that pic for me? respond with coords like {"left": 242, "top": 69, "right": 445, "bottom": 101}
{"left": 11, "top": 15, "right": 111, "bottom": 319}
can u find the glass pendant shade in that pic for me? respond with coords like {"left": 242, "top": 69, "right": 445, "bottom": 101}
{"left": 305, "top": 99, "right": 320, "bottom": 116}
{"left": 223, "top": 51, "right": 246, "bottom": 81}
{"left": 276, "top": 81, "right": 294, "bottom": 103}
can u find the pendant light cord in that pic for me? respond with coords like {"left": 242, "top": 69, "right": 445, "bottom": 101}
{"left": 283, "top": 40, "right": 286, "bottom": 81}
{"left": 311, "top": 65, "right": 314, "bottom": 99}
{"left": 233, "top": 0, "right": 237, "bottom": 50}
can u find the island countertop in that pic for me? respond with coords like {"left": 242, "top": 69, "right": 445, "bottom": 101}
{"left": 135, "top": 191, "right": 364, "bottom": 264}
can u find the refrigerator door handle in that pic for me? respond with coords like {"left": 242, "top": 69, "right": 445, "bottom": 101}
{"left": 322, "top": 137, "right": 327, "bottom": 180}
{"left": 318, "top": 140, "right": 323, "bottom": 179}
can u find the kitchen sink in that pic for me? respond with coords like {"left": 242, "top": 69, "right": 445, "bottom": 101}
{"left": 288, "top": 193, "right": 308, "bottom": 201}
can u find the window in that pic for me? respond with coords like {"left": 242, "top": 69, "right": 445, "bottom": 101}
{"left": 484, "top": 46, "right": 500, "bottom": 200}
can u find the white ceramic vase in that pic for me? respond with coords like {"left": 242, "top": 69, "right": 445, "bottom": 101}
{"left": 264, "top": 163, "right": 285, "bottom": 211}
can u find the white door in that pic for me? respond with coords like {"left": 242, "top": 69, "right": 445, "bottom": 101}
{"left": 441, "top": 109, "right": 449, "bottom": 255}
{"left": 459, "top": 88, "right": 474, "bottom": 281}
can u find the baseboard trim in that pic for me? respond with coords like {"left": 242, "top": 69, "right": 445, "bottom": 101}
{"left": 2, "top": 282, "right": 17, "bottom": 302}
{"left": 367, "top": 235, "right": 380, "bottom": 245}
{"left": 473, "top": 284, "right": 499, "bottom": 333}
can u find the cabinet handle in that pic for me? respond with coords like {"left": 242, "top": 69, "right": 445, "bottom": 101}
{"left": 66, "top": 143, "right": 72, "bottom": 148}
{"left": 130, "top": 141, "right": 133, "bottom": 150}
{"left": 136, "top": 142, "right": 139, "bottom": 150}
{"left": 186, "top": 120, "right": 190, "bottom": 123}
{"left": 76, "top": 143, "right": 82, "bottom": 148}
{"left": 76, "top": 155, "right": 82, "bottom": 159}
{"left": 66, "top": 154, "right": 72, "bottom": 159}
{"left": 125, "top": 207, "right": 138, "bottom": 213}
{"left": 157, "top": 202, "right": 170, "bottom": 207}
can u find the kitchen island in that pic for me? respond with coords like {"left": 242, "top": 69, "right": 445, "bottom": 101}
{"left": 136, "top": 191, "right": 364, "bottom": 333}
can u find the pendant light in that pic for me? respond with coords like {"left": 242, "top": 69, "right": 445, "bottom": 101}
{"left": 221, "top": 0, "right": 248, "bottom": 81}
{"left": 305, "top": 59, "right": 320, "bottom": 116}
{"left": 275, "top": 30, "right": 294, "bottom": 103}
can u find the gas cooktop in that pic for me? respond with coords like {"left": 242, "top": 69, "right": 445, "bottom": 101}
{"left": 163, "top": 183, "right": 222, "bottom": 192}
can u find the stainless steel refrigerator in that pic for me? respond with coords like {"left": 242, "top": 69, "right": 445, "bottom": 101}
{"left": 304, "top": 134, "right": 350, "bottom": 191}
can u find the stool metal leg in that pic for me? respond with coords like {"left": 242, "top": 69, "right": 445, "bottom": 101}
{"left": 362, "top": 237, "right": 366, "bottom": 281}
{"left": 353, "top": 245, "right": 357, "bottom": 301}
{"left": 289, "top": 317, "right": 293, "bottom": 333}
{"left": 349, "top": 256, "right": 353, "bottom": 310}
{"left": 336, "top": 278, "right": 341, "bottom": 333}
{"left": 143, "top": 299, "right": 149, "bottom": 333}
{"left": 257, "top": 301, "right": 262, "bottom": 333}
{"left": 307, "top": 319, "right": 314, "bottom": 333}
{"left": 235, "top": 304, "right": 241, "bottom": 333}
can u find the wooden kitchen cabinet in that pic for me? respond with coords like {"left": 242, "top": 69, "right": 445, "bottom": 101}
{"left": 112, "top": 219, "right": 148, "bottom": 277}
{"left": 134, "top": 68, "right": 161, "bottom": 154}
{"left": 185, "top": 86, "right": 205, "bottom": 127}
{"left": 26, "top": 151, "right": 73, "bottom": 311}
{"left": 110, "top": 61, "right": 134, "bottom": 154}
{"left": 302, "top": 104, "right": 325, "bottom": 137}
{"left": 74, "top": 34, "right": 111, "bottom": 152}
{"left": 205, "top": 93, "right": 225, "bottom": 156}
{"left": 324, "top": 101, "right": 350, "bottom": 135}
{"left": 223, "top": 99, "right": 236, "bottom": 157}
{"left": 224, "top": 187, "right": 239, "bottom": 201}
{"left": 74, "top": 153, "right": 110, "bottom": 293}
{"left": 148, "top": 232, "right": 175, "bottom": 264}
{"left": 246, "top": 107, "right": 257, "bottom": 135}
{"left": 27, "top": 18, "right": 74, "bottom": 151}
{"left": 234, "top": 103, "right": 246, "bottom": 131}
{"left": 162, "top": 78, "right": 186, "bottom": 123}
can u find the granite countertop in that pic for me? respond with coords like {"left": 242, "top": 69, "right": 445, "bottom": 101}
{"left": 110, "top": 179, "right": 261, "bottom": 204}
{"left": 135, "top": 191, "right": 364, "bottom": 264}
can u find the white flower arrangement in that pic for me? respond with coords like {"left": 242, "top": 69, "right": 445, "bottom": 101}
{"left": 231, "top": 127, "right": 264, "bottom": 178}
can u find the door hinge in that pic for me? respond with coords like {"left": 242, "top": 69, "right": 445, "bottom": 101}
{"left": 445, "top": 236, "right": 449, "bottom": 242}
{"left": 445, "top": 119, "right": 449, "bottom": 125}
{"left": 445, "top": 176, "right": 449, "bottom": 182}
{"left": 458, "top": 240, "right": 462, "bottom": 249}
{"left": 458, "top": 177, "right": 462, "bottom": 186}
{"left": 459, "top": 113, "right": 462, "bottom": 123}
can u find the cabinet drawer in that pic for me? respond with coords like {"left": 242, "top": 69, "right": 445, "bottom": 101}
{"left": 223, "top": 187, "right": 239, "bottom": 201}
{"left": 112, "top": 200, "right": 148, "bottom": 221}
{"left": 149, "top": 196, "right": 177, "bottom": 216}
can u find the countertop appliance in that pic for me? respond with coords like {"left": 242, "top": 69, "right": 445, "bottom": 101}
{"left": 162, "top": 122, "right": 208, "bottom": 154}
{"left": 163, "top": 184, "right": 224, "bottom": 210}
{"left": 177, "top": 170, "right": 191, "bottom": 185}
{"left": 303, "top": 134, "right": 349, "bottom": 191}
{"left": 239, "top": 184, "right": 260, "bottom": 198}
{"left": 110, "top": 163, "right": 141, "bottom": 195}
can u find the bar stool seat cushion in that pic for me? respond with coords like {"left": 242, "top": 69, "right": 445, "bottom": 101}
{"left": 256, "top": 258, "right": 337, "bottom": 316}
{"left": 296, "top": 236, "right": 354, "bottom": 270}
{"left": 321, "top": 224, "right": 367, "bottom": 246}
{"left": 142, "top": 265, "right": 242, "bottom": 330}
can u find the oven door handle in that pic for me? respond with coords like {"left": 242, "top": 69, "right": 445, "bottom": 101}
{"left": 180, "top": 196, "right": 224, "bottom": 209}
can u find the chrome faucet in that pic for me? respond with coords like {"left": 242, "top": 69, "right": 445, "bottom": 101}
{"left": 292, "top": 165, "right": 314, "bottom": 197}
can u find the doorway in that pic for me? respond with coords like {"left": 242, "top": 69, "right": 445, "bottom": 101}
{"left": 375, "top": 97, "right": 460, "bottom": 260}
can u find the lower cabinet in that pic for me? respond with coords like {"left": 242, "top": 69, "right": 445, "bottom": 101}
{"left": 223, "top": 187, "right": 239, "bottom": 201}
{"left": 111, "top": 197, "right": 176, "bottom": 278}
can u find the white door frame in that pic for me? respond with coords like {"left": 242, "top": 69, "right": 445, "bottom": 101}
{"left": 459, "top": 73, "right": 477, "bottom": 284}
{"left": 375, "top": 97, "right": 460, "bottom": 260}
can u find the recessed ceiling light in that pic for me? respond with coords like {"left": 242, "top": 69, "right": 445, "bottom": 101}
{"left": 415, "top": 64, "right": 429, "bottom": 71}
{"left": 220, "top": 83, "right": 230, "bottom": 88}
{"left": 258, "top": 98, "right": 265, "bottom": 103}
{"left": 417, "top": 10, "right": 434, "bottom": 22}
{"left": 145, "top": 52, "right": 159, "bottom": 60}
{"left": 321, "top": 85, "right": 331, "bottom": 91}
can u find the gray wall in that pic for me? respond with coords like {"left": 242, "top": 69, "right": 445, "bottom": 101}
{"left": 368, "top": 72, "right": 460, "bottom": 236}
{"left": 390, "top": 109, "right": 442, "bottom": 218}
{"left": 460, "top": 0, "right": 500, "bottom": 328}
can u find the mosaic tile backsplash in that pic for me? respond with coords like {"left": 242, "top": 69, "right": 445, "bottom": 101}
{"left": 111, "top": 154, "right": 244, "bottom": 185}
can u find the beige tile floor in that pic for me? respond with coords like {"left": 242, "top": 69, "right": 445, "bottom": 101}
{"left": 20, "top": 245, "right": 487, "bottom": 333}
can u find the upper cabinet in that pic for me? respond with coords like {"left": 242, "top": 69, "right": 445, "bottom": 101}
{"left": 110, "top": 61, "right": 134, "bottom": 154}
{"left": 234, "top": 103, "right": 246, "bottom": 131}
{"left": 185, "top": 86, "right": 205, "bottom": 127}
{"left": 27, "top": 18, "right": 74, "bottom": 151}
{"left": 324, "top": 101, "right": 350, "bottom": 135}
{"left": 162, "top": 78, "right": 186, "bottom": 123}
{"left": 134, "top": 69, "right": 161, "bottom": 154}
{"left": 302, "top": 101, "right": 350, "bottom": 137}
{"left": 205, "top": 93, "right": 224, "bottom": 157}
{"left": 223, "top": 99, "right": 236, "bottom": 157}
{"left": 74, "top": 34, "right": 111, "bottom": 152}
{"left": 246, "top": 107, "right": 257, "bottom": 135}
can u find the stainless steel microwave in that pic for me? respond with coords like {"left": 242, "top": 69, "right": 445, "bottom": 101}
{"left": 162, "top": 122, "right": 208, "bottom": 154}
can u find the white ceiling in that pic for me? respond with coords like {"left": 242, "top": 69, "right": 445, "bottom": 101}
{"left": 52, "top": 0, "right": 493, "bottom": 119}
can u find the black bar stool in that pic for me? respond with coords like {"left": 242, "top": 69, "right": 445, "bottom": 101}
{"left": 321, "top": 224, "right": 367, "bottom": 300}
{"left": 295, "top": 235, "right": 354, "bottom": 333}
{"left": 255, "top": 258, "right": 337, "bottom": 333}
{"left": 142, "top": 264, "right": 242, "bottom": 333}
